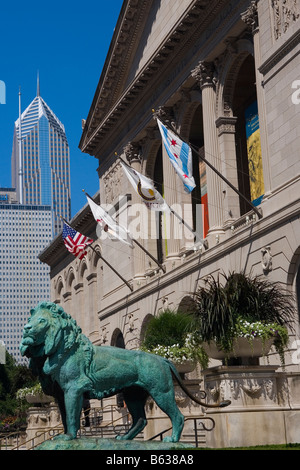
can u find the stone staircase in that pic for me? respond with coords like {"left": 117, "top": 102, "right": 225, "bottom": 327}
{"left": 2, "top": 405, "right": 211, "bottom": 449}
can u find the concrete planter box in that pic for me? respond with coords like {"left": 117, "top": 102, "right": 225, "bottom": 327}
{"left": 203, "top": 337, "right": 274, "bottom": 360}
{"left": 26, "top": 394, "right": 53, "bottom": 404}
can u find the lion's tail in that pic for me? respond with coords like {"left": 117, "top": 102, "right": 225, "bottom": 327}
{"left": 167, "top": 360, "right": 231, "bottom": 409}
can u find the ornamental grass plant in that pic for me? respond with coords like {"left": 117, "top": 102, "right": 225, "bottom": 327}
{"left": 141, "top": 309, "right": 208, "bottom": 369}
{"left": 192, "top": 272, "right": 295, "bottom": 364}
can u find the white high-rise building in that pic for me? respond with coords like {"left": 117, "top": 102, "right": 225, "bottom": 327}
{"left": 0, "top": 193, "right": 52, "bottom": 363}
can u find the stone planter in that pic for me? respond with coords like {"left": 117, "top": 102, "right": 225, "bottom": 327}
{"left": 26, "top": 393, "right": 53, "bottom": 404}
{"left": 174, "top": 361, "right": 196, "bottom": 374}
{"left": 203, "top": 337, "right": 274, "bottom": 360}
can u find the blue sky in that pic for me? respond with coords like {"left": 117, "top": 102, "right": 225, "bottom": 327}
{"left": 0, "top": 0, "right": 123, "bottom": 217}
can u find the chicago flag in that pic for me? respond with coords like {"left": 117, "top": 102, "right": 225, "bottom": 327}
{"left": 157, "top": 118, "right": 196, "bottom": 193}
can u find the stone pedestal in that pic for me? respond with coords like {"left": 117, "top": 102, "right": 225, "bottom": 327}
{"left": 26, "top": 404, "right": 62, "bottom": 449}
{"left": 203, "top": 365, "right": 300, "bottom": 448}
{"left": 144, "top": 379, "right": 204, "bottom": 441}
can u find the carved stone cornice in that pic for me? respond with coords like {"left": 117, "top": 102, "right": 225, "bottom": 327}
{"left": 191, "top": 61, "right": 217, "bottom": 89}
{"left": 79, "top": 0, "right": 233, "bottom": 156}
{"left": 241, "top": 1, "right": 259, "bottom": 33}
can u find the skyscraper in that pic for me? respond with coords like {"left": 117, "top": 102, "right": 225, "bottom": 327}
{"left": 0, "top": 192, "right": 52, "bottom": 363}
{"left": 11, "top": 84, "right": 71, "bottom": 235}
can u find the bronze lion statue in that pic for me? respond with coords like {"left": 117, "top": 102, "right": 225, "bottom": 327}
{"left": 20, "top": 302, "right": 230, "bottom": 441}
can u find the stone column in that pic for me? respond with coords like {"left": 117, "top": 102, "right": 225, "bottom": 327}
{"left": 192, "top": 62, "right": 225, "bottom": 243}
{"left": 124, "top": 142, "right": 147, "bottom": 284}
{"left": 216, "top": 116, "right": 240, "bottom": 223}
{"left": 241, "top": 1, "right": 271, "bottom": 195}
{"left": 155, "top": 107, "right": 182, "bottom": 269}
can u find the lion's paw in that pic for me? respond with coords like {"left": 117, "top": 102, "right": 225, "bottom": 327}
{"left": 163, "top": 436, "right": 176, "bottom": 443}
{"left": 115, "top": 434, "right": 128, "bottom": 440}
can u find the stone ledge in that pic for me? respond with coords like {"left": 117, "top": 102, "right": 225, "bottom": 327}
{"left": 35, "top": 437, "right": 194, "bottom": 451}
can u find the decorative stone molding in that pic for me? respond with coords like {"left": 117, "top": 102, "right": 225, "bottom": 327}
{"left": 261, "top": 245, "right": 273, "bottom": 273}
{"left": 241, "top": 1, "right": 259, "bottom": 33}
{"left": 241, "top": 383, "right": 262, "bottom": 397}
{"left": 103, "top": 162, "right": 123, "bottom": 204}
{"left": 123, "top": 142, "right": 142, "bottom": 165}
{"left": 216, "top": 116, "right": 237, "bottom": 136}
{"left": 153, "top": 106, "right": 176, "bottom": 128}
{"left": 74, "top": 282, "right": 83, "bottom": 291}
{"left": 271, "top": 0, "right": 300, "bottom": 40}
{"left": 191, "top": 61, "right": 217, "bottom": 89}
{"left": 100, "top": 326, "right": 108, "bottom": 344}
{"left": 207, "top": 385, "right": 220, "bottom": 402}
{"left": 259, "top": 26, "right": 300, "bottom": 74}
{"left": 127, "top": 313, "right": 135, "bottom": 332}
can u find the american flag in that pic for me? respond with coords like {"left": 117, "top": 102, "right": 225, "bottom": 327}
{"left": 62, "top": 222, "right": 93, "bottom": 259}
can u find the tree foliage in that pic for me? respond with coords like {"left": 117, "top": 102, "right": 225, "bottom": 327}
{"left": 0, "top": 351, "right": 37, "bottom": 428}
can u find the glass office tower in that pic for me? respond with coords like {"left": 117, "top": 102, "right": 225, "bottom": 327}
{"left": 11, "top": 89, "right": 71, "bottom": 236}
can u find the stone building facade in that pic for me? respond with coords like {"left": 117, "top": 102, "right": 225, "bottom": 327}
{"left": 39, "top": 0, "right": 300, "bottom": 446}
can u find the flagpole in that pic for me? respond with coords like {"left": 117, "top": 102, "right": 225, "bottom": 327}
{"left": 89, "top": 245, "right": 133, "bottom": 292}
{"left": 114, "top": 157, "right": 168, "bottom": 273}
{"left": 153, "top": 112, "right": 263, "bottom": 220}
{"left": 61, "top": 217, "right": 133, "bottom": 292}
{"left": 132, "top": 238, "right": 166, "bottom": 273}
{"left": 117, "top": 154, "right": 205, "bottom": 248}
{"left": 83, "top": 189, "right": 166, "bottom": 274}
{"left": 169, "top": 208, "right": 205, "bottom": 247}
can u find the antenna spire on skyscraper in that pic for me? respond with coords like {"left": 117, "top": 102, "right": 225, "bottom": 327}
{"left": 18, "top": 86, "right": 23, "bottom": 204}
{"left": 37, "top": 71, "right": 40, "bottom": 97}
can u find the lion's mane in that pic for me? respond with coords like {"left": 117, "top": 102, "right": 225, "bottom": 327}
{"left": 24, "top": 302, "right": 94, "bottom": 386}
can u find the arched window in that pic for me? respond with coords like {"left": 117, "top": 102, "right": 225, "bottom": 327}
{"left": 296, "top": 266, "right": 300, "bottom": 322}
{"left": 178, "top": 295, "right": 197, "bottom": 315}
{"left": 140, "top": 314, "right": 154, "bottom": 343}
{"left": 111, "top": 328, "right": 125, "bottom": 349}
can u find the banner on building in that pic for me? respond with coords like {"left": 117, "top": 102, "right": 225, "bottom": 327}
{"left": 245, "top": 101, "right": 265, "bottom": 206}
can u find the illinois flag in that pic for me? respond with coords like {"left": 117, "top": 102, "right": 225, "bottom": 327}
{"left": 85, "top": 193, "right": 133, "bottom": 247}
{"left": 121, "top": 161, "right": 170, "bottom": 212}
{"left": 62, "top": 222, "right": 93, "bottom": 260}
{"left": 157, "top": 118, "right": 196, "bottom": 193}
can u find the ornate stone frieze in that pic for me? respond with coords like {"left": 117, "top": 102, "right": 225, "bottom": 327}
{"left": 271, "top": 0, "right": 300, "bottom": 40}
{"left": 103, "top": 162, "right": 123, "bottom": 204}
